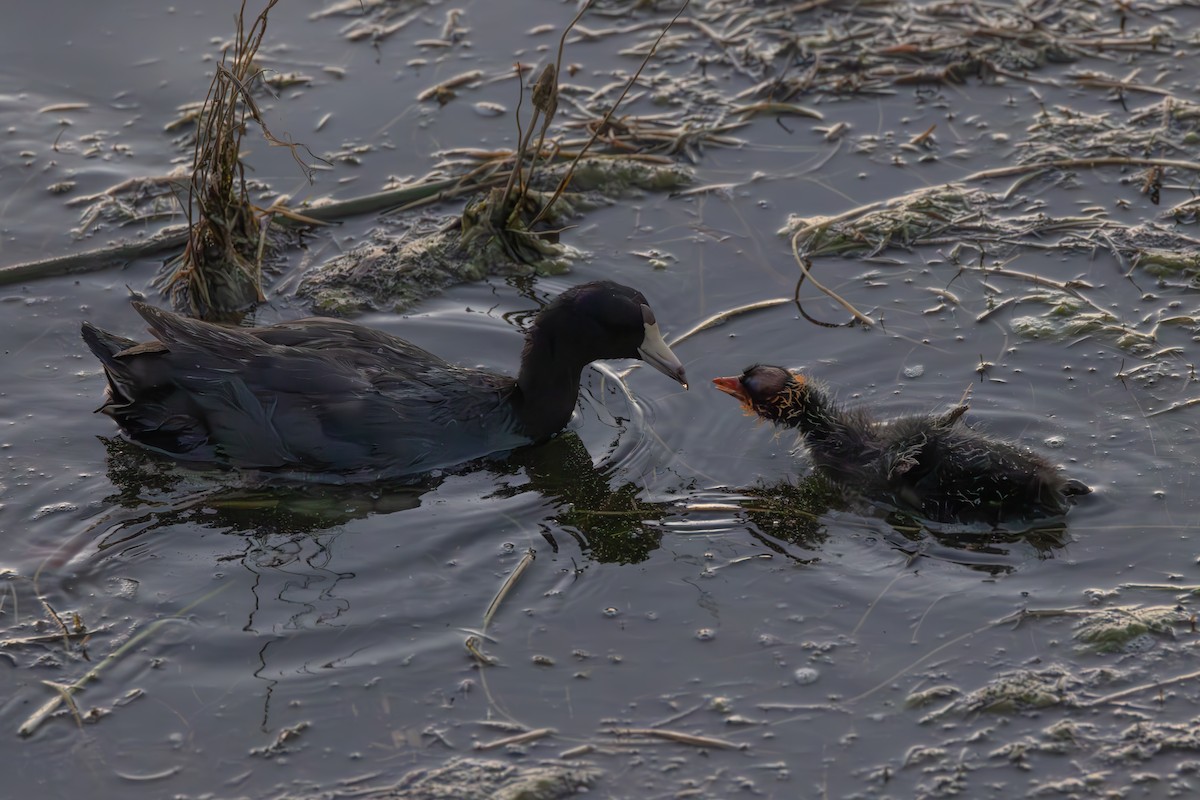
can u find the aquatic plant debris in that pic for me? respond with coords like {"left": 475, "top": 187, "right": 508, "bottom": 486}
{"left": 781, "top": 175, "right": 1200, "bottom": 358}
{"left": 1072, "top": 604, "right": 1187, "bottom": 654}
{"left": 285, "top": 756, "right": 602, "bottom": 800}
{"left": 918, "top": 665, "right": 1082, "bottom": 722}
{"left": 11, "top": 0, "right": 1200, "bottom": 322}
{"left": 298, "top": 159, "right": 691, "bottom": 314}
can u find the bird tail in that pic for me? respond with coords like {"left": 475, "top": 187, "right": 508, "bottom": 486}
{"left": 80, "top": 321, "right": 140, "bottom": 408}
{"left": 80, "top": 321, "right": 137, "bottom": 367}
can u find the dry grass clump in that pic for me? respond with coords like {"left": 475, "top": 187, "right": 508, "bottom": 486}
{"left": 158, "top": 0, "right": 314, "bottom": 319}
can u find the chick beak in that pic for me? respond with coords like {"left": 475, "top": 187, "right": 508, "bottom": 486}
{"left": 638, "top": 321, "right": 688, "bottom": 389}
{"left": 711, "top": 375, "right": 750, "bottom": 405}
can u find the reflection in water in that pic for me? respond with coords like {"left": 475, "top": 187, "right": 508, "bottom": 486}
{"left": 92, "top": 434, "right": 666, "bottom": 560}
{"left": 92, "top": 436, "right": 432, "bottom": 543}
{"left": 90, "top": 433, "right": 1076, "bottom": 575}
{"left": 491, "top": 433, "right": 666, "bottom": 564}
{"left": 738, "top": 474, "right": 840, "bottom": 558}
{"left": 876, "top": 510, "right": 1072, "bottom": 575}
{"left": 739, "top": 475, "right": 1073, "bottom": 574}
{"left": 13, "top": 427, "right": 1080, "bottom": 736}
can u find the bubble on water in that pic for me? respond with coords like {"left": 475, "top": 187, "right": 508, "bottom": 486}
{"left": 793, "top": 667, "right": 820, "bottom": 685}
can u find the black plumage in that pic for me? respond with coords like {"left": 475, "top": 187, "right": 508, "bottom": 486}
{"left": 81, "top": 281, "right": 687, "bottom": 482}
{"left": 714, "top": 365, "right": 1091, "bottom": 524}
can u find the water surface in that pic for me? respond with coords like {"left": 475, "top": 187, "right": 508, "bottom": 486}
{"left": 3, "top": 2, "right": 1199, "bottom": 798}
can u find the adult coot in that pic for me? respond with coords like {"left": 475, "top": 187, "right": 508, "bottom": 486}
{"left": 713, "top": 365, "right": 1090, "bottom": 524}
{"left": 82, "top": 281, "right": 687, "bottom": 481}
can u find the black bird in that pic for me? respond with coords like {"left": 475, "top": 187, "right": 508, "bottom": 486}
{"left": 82, "top": 281, "right": 687, "bottom": 482}
{"left": 713, "top": 365, "right": 1090, "bottom": 524}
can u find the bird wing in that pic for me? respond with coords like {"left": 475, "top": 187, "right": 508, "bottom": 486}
{"left": 125, "top": 303, "right": 526, "bottom": 475}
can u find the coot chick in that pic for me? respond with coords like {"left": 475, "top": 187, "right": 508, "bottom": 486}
{"left": 81, "top": 281, "right": 687, "bottom": 482}
{"left": 713, "top": 365, "right": 1090, "bottom": 524}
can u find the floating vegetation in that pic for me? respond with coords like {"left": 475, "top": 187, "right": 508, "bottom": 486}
{"left": 1008, "top": 291, "right": 1157, "bottom": 353}
{"left": 12, "top": 575, "right": 229, "bottom": 738}
{"left": 782, "top": 178, "right": 1200, "bottom": 275}
{"left": 296, "top": 212, "right": 545, "bottom": 316}
{"left": 864, "top": 590, "right": 1200, "bottom": 795}
{"left": 1111, "top": 718, "right": 1200, "bottom": 762}
{"left": 780, "top": 175, "right": 1200, "bottom": 355}
{"left": 1018, "top": 99, "right": 1200, "bottom": 180}
{"left": 8, "top": 0, "right": 1200, "bottom": 315}
{"left": 298, "top": 158, "right": 690, "bottom": 314}
{"left": 0, "top": 574, "right": 96, "bottom": 675}
{"left": 333, "top": 756, "right": 602, "bottom": 800}
{"left": 904, "top": 684, "right": 960, "bottom": 709}
{"left": 316, "top": 0, "right": 448, "bottom": 48}
{"left": 918, "top": 665, "right": 1082, "bottom": 722}
{"left": 65, "top": 173, "right": 190, "bottom": 237}
{"left": 1072, "top": 604, "right": 1187, "bottom": 654}
{"left": 572, "top": 0, "right": 1192, "bottom": 102}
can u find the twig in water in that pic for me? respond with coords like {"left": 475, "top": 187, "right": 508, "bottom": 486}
{"left": 559, "top": 743, "right": 595, "bottom": 759}
{"left": 42, "top": 681, "right": 85, "bottom": 731}
{"left": 649, "top": 700, "right": 705, "bottom": 729}
{"left": 962, "top": 156, "right": 1200, "bottom": 184}
{"left": 791, "top": 248, "right": 874, "bottom": 328}
{"left": 733, "top": 102, "right": 823, "bottom": 120}
{"left": 38, "top": 597, "right": 73, "bottom": 654}
{"left": 606, "top": 726, "right": 747, "bottom": 750}
{"left": 18, "top": 583, "right": 230, "bottom": 737}
{"left": 416, "top": 69, "right": 485, "bottom": 102}
{"left": 852, "top": 571, "right": 908, "bottom": 638}
{"left": 1083, "top": 668, "right": 1200, "bottom": 708}
{"left": 474, "top": 727, "right": 555, "bottom": 750}
{"left": 1120, "top": 582, "right": 1200, "bottom": 594}
{"left": 668, "top": 298, "right": 791, "bottom": 346}
{"left": 464, "top": 635, "right": 499, "bottom": 666}
{"left": 0, "top": 227, "right": 190, "bottom": 288}
{"left": 483, "top": 548, "right": 536, "bottom": 631}
{"left": 974, "top": 295, "right": 1017, "bottom": 323}
{"left": 1146, "top": 397, "right": 1200, "bottom": 418}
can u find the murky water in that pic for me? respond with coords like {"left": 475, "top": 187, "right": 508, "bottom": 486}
{"left": 4, "top": 1, "right": 1200, "bottom": 798}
